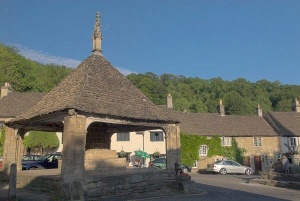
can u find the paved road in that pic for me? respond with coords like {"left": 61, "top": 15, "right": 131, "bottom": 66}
{"left": 126, "top": 173, "right": 300, "bottom": 201}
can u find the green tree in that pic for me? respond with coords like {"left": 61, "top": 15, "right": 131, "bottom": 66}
{"left": 223, "top": 91, "right": 255, "bottom": 115}
{"left": 23, "top": 131, "right": 59, "bottom": 154}
{"left": 0, "top": 128, "right": 5, "bottom": 158}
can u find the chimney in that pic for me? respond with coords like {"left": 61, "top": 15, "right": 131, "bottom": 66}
{"left": 256, "top": 104, "right": 262, "bottom": 117}
{"left": 167, "top": 94, "right": 173, "bottom": 109}
{"left": 292, "top": 98, "right": 300, "bottom": 112}
{"left": 1, "top": 82, "right": 13, "bottom": 98}
{"left": 218, "top": 99, "right": 225, "bottom": 116}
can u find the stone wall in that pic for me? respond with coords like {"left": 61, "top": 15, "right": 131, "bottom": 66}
{"left": 235, "top": 136, "right": 280, "bottom": 157}
{"left": 85, "top": 169, "right": 174, "bottom": 200}
{"left": 85, "top": 149, "right": 127, "bottom": 171}
{"left": 16, "top": 169, "right": 175, "bottom": 200}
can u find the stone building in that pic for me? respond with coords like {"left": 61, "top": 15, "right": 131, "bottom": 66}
{"left": 2, "top": 12, "right": 181, "bottom": 200}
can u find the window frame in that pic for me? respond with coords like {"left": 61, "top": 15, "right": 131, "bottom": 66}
{"left": 253, "top": 137, "right": 262, "bottom": 147}
{"left": 221, "top": 136, "right": 232, "bottom": 146}
{"left": 289, "top": 137, "right": 298, "bottom": 147}
{"left": 116, "top": 132, "right": 130, "bottom": 141}
{"left": 199, "top": 145, "right": 208, "bottom": 156}
{"left": 150, "top": 131, "right": 164, "bottom": 142}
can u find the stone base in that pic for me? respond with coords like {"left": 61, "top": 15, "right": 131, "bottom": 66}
{"left": 171, "top": 174, "right": 195, "bottom": 193}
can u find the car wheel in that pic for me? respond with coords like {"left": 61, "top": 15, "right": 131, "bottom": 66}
{"left": 181, "top": 167, "right": 188, "bottom": 174}
{"left": 245, "top": 168, "right": 252, "bottom": 175}
{"left": 220, "top": 168, "right": 227, "bottom": 175}
{"left": 29, "top": 167, "right": 38, "bottom": 170}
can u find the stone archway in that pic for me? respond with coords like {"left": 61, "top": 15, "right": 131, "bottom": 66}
{"left": 85, "top": 122, "right": 112, "bottom": 150}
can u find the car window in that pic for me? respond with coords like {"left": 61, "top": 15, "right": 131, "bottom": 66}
{"left": 231, "top": 161, "right": 240, "bottom": 166}
{"left": 224, "top": 161, "right": 232, "bottom": 165}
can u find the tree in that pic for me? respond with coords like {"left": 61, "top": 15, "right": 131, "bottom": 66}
{"left": 0, "top": 128, "right": 5, "bottom": 158}
{"left": 223, "top": 91, "right": 255, "bottom": 115}
{"left": 23, "top": 131, "right": 59, "bottom": 155}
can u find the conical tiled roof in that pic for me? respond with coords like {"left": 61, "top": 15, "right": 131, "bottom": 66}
{"left": 12, "top": 54, "right": 176, "bottom": 123}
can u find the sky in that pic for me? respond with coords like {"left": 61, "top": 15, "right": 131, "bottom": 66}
{"left": 0, "top": 0, "right": 299, "bottom": 85}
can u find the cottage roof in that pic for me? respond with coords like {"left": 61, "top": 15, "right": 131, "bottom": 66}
{"left": 156, "top": 105, "right": 278, "bottom": 137}
{"left": 264, "top": 112, "right": 300, "bottom": 137}
{"left": 10, "top": 55, "right": 177, "bottom": 124}
{"left": 0, "top": 92, "right": 46, "bottom": 118}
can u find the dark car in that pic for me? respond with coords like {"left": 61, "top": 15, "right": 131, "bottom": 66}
{"left": 22, "top": 153, "right": 62, "bottom": 170}
{"left": 22, "top": 154, "right": 41, "bottom": 161}
{"left": 148, "top": 158, "right": 191, "bottom": 173}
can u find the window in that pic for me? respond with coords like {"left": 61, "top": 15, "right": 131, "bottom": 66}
{"left": 117, "top": 132, "right": 130, "bottom": 141}
{"left": 289, "top": 137, "right": 298, "bottom": 146}
{"left": 254, "top": 137, "right": 262, "bottom": 147}
{"left": 150, "top": 132, "right": 164, "bottom": 141}
{"left": 221, "top": 137, "right": 232, "bottom": 146}
{"left": 193, "top": 161, "right": 198, "bottom": 168}
{"left": 199, "top": 145, "right": 208, "bottom": 156}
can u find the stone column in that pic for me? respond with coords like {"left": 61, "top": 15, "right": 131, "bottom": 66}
{"left": 2, "top": 127, "right": 17, "bottom": 176}
{"left": 16, "top": 129, "right": 25, "bottom": 171}
{"left": 61, "top": 114, "right": 86, "bottom": 201}
{"left": 163, "top": 124, "right": 181, "bottom": 170}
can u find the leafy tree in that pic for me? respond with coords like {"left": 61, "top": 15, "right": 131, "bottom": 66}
{"left": 0, "top": 43, "right": 73, "bottom": 92}
{"left": 0, "top": 128, "right": 5, "bottom": 158}
{"left": 23, "top": 131, "right": 59, "bottom": 155}
{"left": 223, "top": 91, "right": 255, "bottom": 115}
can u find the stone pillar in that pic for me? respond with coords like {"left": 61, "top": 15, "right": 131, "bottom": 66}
{"left": 61, "top": 114, "right": 86, "bottom": 201}
{"left": 2, "top": 127, "right": 17, "bottom": 176}
{"left": 164, "top": 124, "right": 180, "bottom": 170}
{"left": 16, "top": 129, "right": 25, "bottom": 171}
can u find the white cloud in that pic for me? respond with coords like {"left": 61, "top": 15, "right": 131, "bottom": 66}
{"left": 11, "top": 43, "right": 81, "bottom": 68}
{"left": 116, "top": 67, "right": 137, "bottom": 76}
{"left": 9, "top": 43, "right": 137, "bottom": 75}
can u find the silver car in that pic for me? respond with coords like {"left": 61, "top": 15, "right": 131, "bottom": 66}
{"left": 206, "top": 160, "right": 252, "bottom": 175}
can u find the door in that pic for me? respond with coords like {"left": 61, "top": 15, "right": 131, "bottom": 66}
{"left": 254, "top": 155, "right": 262, "bottom": 171}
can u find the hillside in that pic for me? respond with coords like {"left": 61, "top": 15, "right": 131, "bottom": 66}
{"left": 0, "top": 43, "right": 73, "bottom": 92}
{"left": 1, "top": 43, "right": 300, "bottom": 115}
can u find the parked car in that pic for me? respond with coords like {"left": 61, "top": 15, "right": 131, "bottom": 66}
{"left": 22, "top": 154, "right": 41, "bottom": 161}
{"left": 22, "top": 153, "right": 62, "bottom": 170}
{"left": 148, "top": 158, "right": 191, "bottom": 173}
{"left": 206, "top": 160, "right": 252, "bottom": 175}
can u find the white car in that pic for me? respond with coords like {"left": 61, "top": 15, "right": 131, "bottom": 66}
{"left": 206, "top": 160, "right": 252, "bottom": 175}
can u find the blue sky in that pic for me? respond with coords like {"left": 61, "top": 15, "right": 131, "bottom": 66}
{"left": 1, "top": 0, "right": 299, "bottom": 85}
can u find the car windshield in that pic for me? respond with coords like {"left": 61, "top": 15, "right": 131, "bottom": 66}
{"left": 39, "top": 155, "right": 51, "bottom": 161}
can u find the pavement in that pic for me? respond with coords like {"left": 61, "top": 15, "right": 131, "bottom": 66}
{"left": 1, "top": 174, "right": 299, "bottom": 201}
{"left": 0, "top": 181, "right": 58, "bottom": 201}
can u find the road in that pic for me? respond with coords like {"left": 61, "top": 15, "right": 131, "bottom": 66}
{"left": 128, "top": 173, "right": 300, "bottom": 201}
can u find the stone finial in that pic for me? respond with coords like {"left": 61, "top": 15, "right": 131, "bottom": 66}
{"left": 256, "top": 103, "right": 262, "bottom": 117}
{"left": 167, "top": 94, "right": 173, "bottom": 109}
{"left": 92, "top": 12, "right": 103, "bottom": 55}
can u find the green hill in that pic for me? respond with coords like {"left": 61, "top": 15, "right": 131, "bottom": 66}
{"left": 1, "top": 43, "right": 299, "bottom": 115}
{"left": 0, "top": 43, "right": 73, "bottom": 92}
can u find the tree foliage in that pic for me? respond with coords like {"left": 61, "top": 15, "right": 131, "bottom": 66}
{"left": 127, "top": 73, "right": 300, "bottom": 115}
{"left": 0, "top": 128, "right": 5, "bottom": 158}
{"left": 23, "top": 131, "right": 59, "bottom": 154}
{"left": 0, "top": 43, "right": 73, "bottom": 92}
